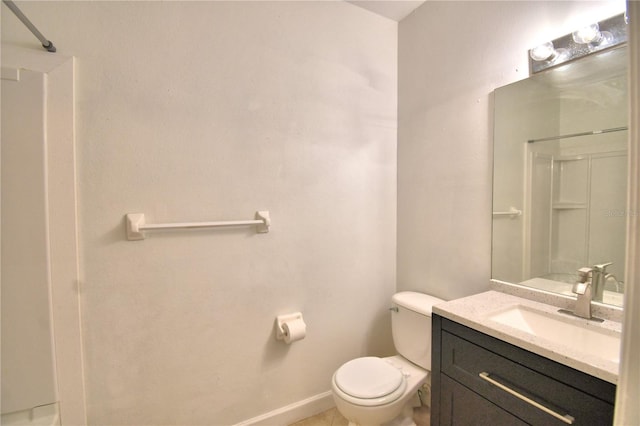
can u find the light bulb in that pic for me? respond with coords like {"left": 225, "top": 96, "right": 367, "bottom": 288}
{"left": 529, "top": 42, "right": 556, "bottom": 61}
{"left": 572, "top": 23, "right": 602, "bottom": 44}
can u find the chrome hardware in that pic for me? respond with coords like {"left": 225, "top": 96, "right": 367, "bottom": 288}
{"left": 557, "top": 308, "right": 605, "bottom": 323}
{"left": 592, "top": 262, "right": 614, "bottom": 302}
{"left": 603, "top": 273, "right": 623, "bottom": 292}
{"left": 479, "top": 372, "right": 575, "bottom": 424}
{"left": 571, "top": 262, "right": 615, "bottom": 316}
{"left": 594, "top": 262, "right": 614, "bottom": 270}
{"left": 576, "top": 267, "right": 592, "bottom": 285}
{"left": 572, "top": 267, "right": 593, "bottom": 319}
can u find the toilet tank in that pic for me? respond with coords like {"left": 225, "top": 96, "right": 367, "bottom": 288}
{"left": 391, "top": 292, "right": 444, "bottom": 370}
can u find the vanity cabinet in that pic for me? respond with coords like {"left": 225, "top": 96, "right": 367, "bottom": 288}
{"left": 431, "top": 314, "right": 616, "bottom": 426}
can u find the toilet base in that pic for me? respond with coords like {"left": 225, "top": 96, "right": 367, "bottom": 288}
{"left": 345, "top": 403, "right": 420, "bottom": 426}
{"left": 412, "top": 405, "right": 430, "bottom": 426}
{"left": 384, "top": 404, "right": 419, "bottom": 426}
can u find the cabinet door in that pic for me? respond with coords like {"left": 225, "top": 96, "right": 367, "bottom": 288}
{"left": 440, "top": 375, "right": 528, "bottom": 426}
{"left": 442, "top": 330, "right": 614, "bottom": 425}
{"left": 432, "top": 316, "right": 615, "bottom": 426}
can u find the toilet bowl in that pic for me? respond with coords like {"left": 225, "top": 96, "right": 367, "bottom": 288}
{"left": 332, "top": 355, "right": 427, "bottom": 425}
{"left": 331, "top": 292, "right": 444, "bottom": 425}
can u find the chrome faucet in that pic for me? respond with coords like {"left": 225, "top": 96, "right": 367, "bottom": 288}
{"left": 592, "top": 262, "right": 613, "bottom": 302}
{"left": 603, "top": 273, "right": 623, "bottom": 292}
{"left": 572, "top": 267, "right": 594, "bottom": 319}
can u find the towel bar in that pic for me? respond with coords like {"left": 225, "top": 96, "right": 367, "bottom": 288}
{"left": 125, "top": 211, "right": 270, "bottom": 240}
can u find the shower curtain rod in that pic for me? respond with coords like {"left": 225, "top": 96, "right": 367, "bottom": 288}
{"left": 2, "top": 0, "right": 56, "bottom": 52}
{"left": 527, "top": 126, "right": 628, "bottom": 144}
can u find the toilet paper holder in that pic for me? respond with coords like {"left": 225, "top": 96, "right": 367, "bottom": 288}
{"left": 275, "top": 312, "right": 304, "bottom": 341}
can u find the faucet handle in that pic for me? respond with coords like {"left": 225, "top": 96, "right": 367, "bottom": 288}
{"left": 573, "top": 282, "right": 589, "bottom": 295}
{"left": 577, "top": 267, "right": 593, "bottom": 283}
{"left": 574, "top": 268, "right": 592, "bottom": 295}
{"left": 594, "top": 262, "right": 613, "bottom": 271}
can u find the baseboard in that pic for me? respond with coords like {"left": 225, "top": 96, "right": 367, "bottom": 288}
{"left": 234, "top": 391, "right": 334, "bottom": 426}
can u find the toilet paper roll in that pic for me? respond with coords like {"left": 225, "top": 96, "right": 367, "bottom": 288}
{"left": 282, "top": 318, "right": 306, "bottom": 344}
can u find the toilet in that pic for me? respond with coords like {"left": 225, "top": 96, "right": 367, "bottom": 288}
{"left": 331, "top": 291, "right": 444, "bottom": 425}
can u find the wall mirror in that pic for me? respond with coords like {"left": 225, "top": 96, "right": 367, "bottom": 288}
{"left": 492, "top": 46, "right": 628, "bottom": 308}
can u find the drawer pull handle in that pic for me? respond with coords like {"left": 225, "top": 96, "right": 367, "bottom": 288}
{"left": 479, "top": 372, "right": 575, "bottom": 425}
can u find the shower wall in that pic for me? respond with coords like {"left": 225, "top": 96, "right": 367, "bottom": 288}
{"left": 2, "top": 2, "right": 397, "bottom": 424}
{"left": 1, "top": 67, "right": 58, "bottom": 417}
{"left": 531, "top": 78, "right": 629, "bottom": 281}
{"left": 528, "top": 135, "right": 628, "bottom": 281}
{"left": 554, "top": 69, "right": 628, "bottom": 281}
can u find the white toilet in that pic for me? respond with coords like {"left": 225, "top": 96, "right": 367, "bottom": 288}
{"left": 331, "top": 291, "right": 444, "bottom": 425}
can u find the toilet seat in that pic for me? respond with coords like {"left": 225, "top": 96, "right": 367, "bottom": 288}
{"left": 332, "top": 357, "right": 407, "bottom": 407}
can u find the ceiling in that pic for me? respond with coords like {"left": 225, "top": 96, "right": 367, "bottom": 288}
{"left": 346, "top": 1, "right": 426, "bottom": 22}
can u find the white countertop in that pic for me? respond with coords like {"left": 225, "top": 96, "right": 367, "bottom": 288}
{"left": 433, "top": 291, "right": 621, "bottom": 384}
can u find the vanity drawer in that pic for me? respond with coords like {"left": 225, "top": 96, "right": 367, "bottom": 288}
{"left": 441, "top": 329, "right": 614, "bottom": 425}
{"left": 440, "top": 374, "right": 528, "bottom": 426}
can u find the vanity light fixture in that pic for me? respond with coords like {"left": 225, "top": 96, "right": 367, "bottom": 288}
{"left": 529, "top": 12, "right": 627, "bottom": 74}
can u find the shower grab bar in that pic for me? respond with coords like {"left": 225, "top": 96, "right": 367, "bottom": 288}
{"left": 125, "top": 211, "right": 270, "bottom": 240}
{"left": 2, "top": 0, "right": 56, "bottom": 52}
{"left": 492, "top": 207, "right": 522, "bottom": 217}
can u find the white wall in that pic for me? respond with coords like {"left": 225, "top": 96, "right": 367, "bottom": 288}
{"left": 397, "top": 0, "right": 626, "bottom": 301}
{"left": 2, "top": 2, "right": 397, "bottom": 424}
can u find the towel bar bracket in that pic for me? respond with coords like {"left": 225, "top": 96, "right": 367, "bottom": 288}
{"left": 126, "top": 213, "right": 146, "bottom": 241}
{"left": 254, "top": 211, "right": 271, "bottom": 234}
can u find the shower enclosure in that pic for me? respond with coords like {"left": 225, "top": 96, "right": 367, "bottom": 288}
{"left": 1, "top": 64, "right": 60, "bottom": 426}
{"left": 1, "top": 46, "right": 84, "bottom": 425}
{"left": 526, "top": 132, "right": 627, "bottom": 304}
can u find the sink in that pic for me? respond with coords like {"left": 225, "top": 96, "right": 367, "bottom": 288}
{"left": 487, "top": 305, "right": 621, "bottom": 363}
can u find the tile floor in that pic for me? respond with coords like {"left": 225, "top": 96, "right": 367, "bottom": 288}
{"left": 289, "top": 405, "right": 431, "bottom": 426}
{"left": 288, "top": 408, "right": 349, "bottom": 426}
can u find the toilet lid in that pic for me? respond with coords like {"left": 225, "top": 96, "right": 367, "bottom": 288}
{"left": 334, "top": 357, "right": 404, "bottom": 399}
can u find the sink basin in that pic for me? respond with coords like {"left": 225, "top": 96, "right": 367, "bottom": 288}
{"left": 487, "top": 305, "right": 621, "bottom": 363}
